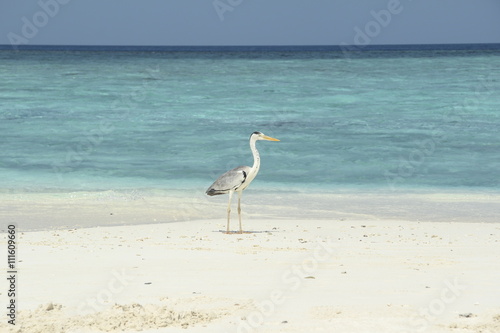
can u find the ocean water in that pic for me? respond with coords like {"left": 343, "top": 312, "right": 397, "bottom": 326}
{"left": 1, "top": 45, "right": 500, "bottom": 195}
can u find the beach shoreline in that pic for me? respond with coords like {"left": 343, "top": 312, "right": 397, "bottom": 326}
{"left": 1, "top": 188, "right": 499, "bottom": 232}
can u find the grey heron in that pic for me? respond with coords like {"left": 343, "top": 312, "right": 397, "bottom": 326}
{"left": 206, "top": 131, "right": 280, "bottom": 234}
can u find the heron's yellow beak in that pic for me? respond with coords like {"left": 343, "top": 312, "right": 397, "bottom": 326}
{"left": 263, "top": 135, "right": 280, "bottom": 141}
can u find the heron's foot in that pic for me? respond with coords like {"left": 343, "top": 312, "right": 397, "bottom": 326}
{"left": 222, "top": 230, "right": 253, "bottom": 234}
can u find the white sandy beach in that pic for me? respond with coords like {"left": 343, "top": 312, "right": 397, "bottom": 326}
{"left": 1, "top": 191, "right": 500, "bottom": 333}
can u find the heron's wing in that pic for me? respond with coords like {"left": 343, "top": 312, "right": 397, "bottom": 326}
{"left": 206, "top": 166, "right": 251, "bottom": 196}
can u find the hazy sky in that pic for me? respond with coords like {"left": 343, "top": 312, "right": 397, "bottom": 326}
{"left": 1, "top": 0, "right": 499, "bottom": 46}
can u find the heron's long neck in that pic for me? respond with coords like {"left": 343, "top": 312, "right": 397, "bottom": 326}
{"left": 250, "top": 138, "right": 260, "bottom": 174}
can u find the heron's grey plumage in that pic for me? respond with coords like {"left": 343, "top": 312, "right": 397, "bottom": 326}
{"left": 206, "top": 165, "right": 251, "bottom": 196}
{"left": 206, "top": 132, "right": 279, "bottom": 233}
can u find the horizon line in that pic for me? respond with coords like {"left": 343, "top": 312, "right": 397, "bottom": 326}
{"left": 1, "top": 42, "right": 500, "bottom": 52}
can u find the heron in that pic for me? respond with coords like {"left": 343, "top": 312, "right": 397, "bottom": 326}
{"left": 206, "top": 131, "right": 280, "bottom": 234}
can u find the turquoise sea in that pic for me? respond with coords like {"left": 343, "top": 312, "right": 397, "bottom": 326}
{"left": 0, "top": 45, "right": 500, "bottom": 230}
{"left": 1, "top": 44, "right": 500, "bottom": 195}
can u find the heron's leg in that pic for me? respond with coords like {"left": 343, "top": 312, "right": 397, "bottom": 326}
{"left": 237, "top": 191, "right": 243, "bottom": 234}
{"left": 226, "top": 191, "right": 234, "bottom": 233}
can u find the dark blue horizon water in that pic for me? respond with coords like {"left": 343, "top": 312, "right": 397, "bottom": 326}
{"left": 1, "top": 43, "right": 499, "bottom": 193}
{"left": 2, "top": 42, "right": 500, "bottom": 54}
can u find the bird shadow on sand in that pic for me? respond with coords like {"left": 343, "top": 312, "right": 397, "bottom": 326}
{"left": 214, "top": 230, "right": 279, "bottom": 234}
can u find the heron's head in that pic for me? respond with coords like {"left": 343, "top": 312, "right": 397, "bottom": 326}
{"left": 251, "top": 131, "right": 280, "bottom": 142}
